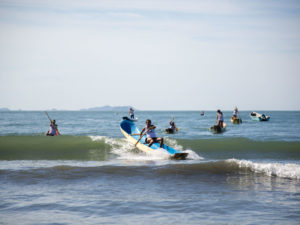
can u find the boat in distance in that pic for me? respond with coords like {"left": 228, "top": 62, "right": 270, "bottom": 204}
{"left": 250, "top": 112, "right": 270, "bottom": 121}
{"left": 120, "top": 119, "right": 188, "bottom": 160}
{"left": 165, "top": 127, "right": 178, "bottom": 134}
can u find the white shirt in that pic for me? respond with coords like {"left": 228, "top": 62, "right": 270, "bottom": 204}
{"left": 144, "top": 126, "right": 157, "bottom": 138}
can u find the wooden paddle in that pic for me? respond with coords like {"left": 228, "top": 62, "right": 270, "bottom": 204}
{"left": 45, "top": 111, "right": 52, "bottom": 122}
{"left": 135, "top": 128, "right": 150, "bottom": 146}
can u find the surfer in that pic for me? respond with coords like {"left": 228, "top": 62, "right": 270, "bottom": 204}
{"left": 140, "top": 119, "right": 164, "bottom": 148}
{"left": 129, "top": 107, "right": 135, "bottom": 119}
{"left": 216, "top": 110, "right": 224, "bottom": 128}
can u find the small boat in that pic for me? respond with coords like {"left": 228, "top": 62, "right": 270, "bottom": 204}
{"left": 120, "top": 119, "right": 188, "bottom": 160}
{"left": 231, "top": 116, "right": 242, "bottom": 124}
{"left": 165, "top": 127, "right": 178, "bottom": 134}
{"left": 201, "top": 111, "right": 205, "bottom": 116}
{"left": 122, "top": 116, "right": 138, "bottom": 122}
{"left": 210, "top": 122, "right": 226, "bottom": 134}
{"left": 250, "top": 112, "right": 270, "bottom": 121}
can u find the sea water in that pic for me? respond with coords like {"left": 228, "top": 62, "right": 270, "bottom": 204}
{"left": 0, "top": 111, "right": 300, "bottom": 224}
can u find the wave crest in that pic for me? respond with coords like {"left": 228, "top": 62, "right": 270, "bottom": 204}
{"left": 227, "top": 159, "right": 300, "bottom": 179}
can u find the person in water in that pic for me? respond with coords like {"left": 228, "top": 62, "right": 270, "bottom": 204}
{"left": 46, "top": 120, "right": 56, "bottom": 136}
{"left": 233, "top": 107, "right": 239, "bottom": 118}
{"left": 169, "top": 118, "right": 176, "bottom": 132}
{"left": 129, "top": 107, "right": 135, "bottom": 119}
{"left": 46, "top": 120, "right": 59, "bottom": 136}
{"left": 140, "top": 119, "right": 164, "bottom": 148}
{"left": 216, "top": 110, "right": 224, "bottom": 127}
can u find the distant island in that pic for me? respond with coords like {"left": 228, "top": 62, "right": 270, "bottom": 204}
{"left": 0, "top": 106, "right": 137, "bottom": 111}
{"left": 0, "top": 108, "right": 10, "bottom": 111}
{"left": 80, "top": 105, "right": 136, "bottom": 111}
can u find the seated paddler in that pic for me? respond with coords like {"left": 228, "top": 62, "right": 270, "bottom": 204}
{"left": 46, "top": 120, "right": 57, "bottom": 136}
{"left": 140, "top": 119, "right": 164, "bottom": 148}
{"left": 169, "top": 118, "right": 177, "bottom": 132}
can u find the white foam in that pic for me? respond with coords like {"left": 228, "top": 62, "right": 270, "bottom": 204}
{"left": 117, "top": 148, "right": 171, "bottom": 161}
{"left": 183, "top": 149, "right": 204, "bottom": 160}
{"left": 227, "top": 159, "right": 300, "bottom": 179}
{"left": 164, "top": 137, "right": 183, "bottom": 151}
{"left": 89, "top": 136, "right": 203, "bottom": 162}
{"left": 165, "top": 137, "right": 203, "bottom": 160}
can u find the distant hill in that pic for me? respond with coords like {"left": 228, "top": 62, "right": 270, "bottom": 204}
{"left": 0, "top": 108, "right": 10, "bottom": 111}
{"left": 80, "top": 105, "right": 135, "bottom": 111}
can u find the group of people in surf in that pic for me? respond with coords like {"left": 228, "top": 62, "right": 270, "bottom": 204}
{"left": 216, "top": 107, "right": 239, "bottom": 128}
{"left": 136, "top": 108, "right": 241, "bottom": 147}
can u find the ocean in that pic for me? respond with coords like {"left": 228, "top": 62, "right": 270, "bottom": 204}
{"left": 0, "top": 110, "right": 300, "bottom": 225}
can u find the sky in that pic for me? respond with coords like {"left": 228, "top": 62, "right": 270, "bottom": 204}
{"left": 0, "top": 0, "right": 300, "bottom": 111}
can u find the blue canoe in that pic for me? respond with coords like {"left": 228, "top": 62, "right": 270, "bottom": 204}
{"left": 120, "top": 119, "right": 188, "bottom": 160}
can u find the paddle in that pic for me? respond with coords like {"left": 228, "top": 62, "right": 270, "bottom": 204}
{"left": 45, "top": 111, "right": 52, "bottom": 122}
{"left": 135, "top": 128, "right": 150, "bottom": 146}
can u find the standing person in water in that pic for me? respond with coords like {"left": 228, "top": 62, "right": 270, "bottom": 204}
{"left": 129, "top": 107, "right": 135, "bottom": 119}
{"left": 216, "top": 110, "right": 224, "bottom": 128}
{"left": 140, "top": 119, "right": 164, "bottom": 148}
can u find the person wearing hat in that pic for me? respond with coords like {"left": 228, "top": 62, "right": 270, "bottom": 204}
{"left": 233, "top": 107, "right": 239, "bottom": 118}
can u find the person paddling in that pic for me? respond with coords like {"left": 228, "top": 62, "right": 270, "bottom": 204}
{"left": 46, "top": 120, "right": 57, "bottom": 136}
{"left": 169, "top": 118, "right": 177, "bottom": 132}
{"left": 45, "top": 112, "right": 60, "bottom": 136}
{"left": 140, "top": 119, "right": 164, "bottom": 148}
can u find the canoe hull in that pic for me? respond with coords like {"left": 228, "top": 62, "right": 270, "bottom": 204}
{"left": 231, "top": 116, "right": 242, "bottom": 124}
{"left": 122, "top": 116, "right": 138, "bottom": 122}
{"left": 210, "top": 122, "right": 226, "bottom": 134}
{"left": 165, "top": 128, "right": 178, "bottom": 134}
{"left": 120, "top": 120, "right": 187, "bottom": 160}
